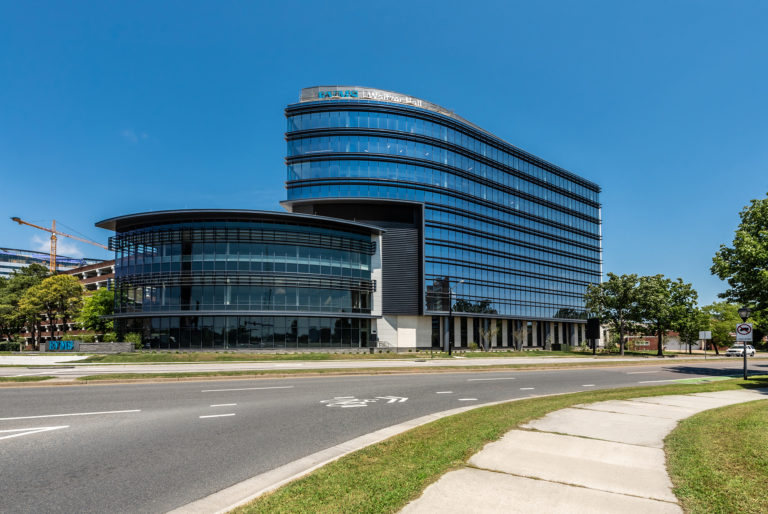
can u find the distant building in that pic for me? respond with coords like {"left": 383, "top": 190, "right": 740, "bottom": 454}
{"left": 65, "top": 259, "right": 115, "bottom": 291}
{"left": 0, "top": 247, "right": 102, "bottom": 279}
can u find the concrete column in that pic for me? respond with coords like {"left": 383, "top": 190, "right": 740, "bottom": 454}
{"left": 501, "top": 320, "right": 508, "bottom": 348}
{"left": 521, "top": 321, "right": 528, "bottom": 349}
{"left": 454, "top": 317, "right": 461, "bottom": 347}
{"left": 544, "top": 322, "right": 553, "bottom": 350}
{"left": 558, "top": 322, "right": 564, "bottom": 347}
{"left": 532, "top": 321, "right": 538, "bottom": 348}
{"left": 580, "top": 324, "right": 586, "bottom": 345}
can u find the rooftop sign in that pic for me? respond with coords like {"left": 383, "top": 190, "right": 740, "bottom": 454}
{"left": 300, "top": 86, "right": 478, "bottom": 128}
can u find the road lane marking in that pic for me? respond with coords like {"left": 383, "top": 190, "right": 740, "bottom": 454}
{"left": 467, "top": 377, "right": 516, "bottom": 381}
{"left": 210, "top": 404, "right": 237, "bottom": 407}
{"left": 0, "top": 409, "right": 140, "bottom": 421}
{"left": 458, "top": 398, "right": 478, "bottom": 401}
{"left": 201, "top": 386, "right": 294, "bottom": 393}
{"left": 436, "top": 391, "right": 453, "bottom": 394}
{"left": 627, "top": 371, "right": 659, "bottom": 374}
{"left": 582, "top": 384, "right": 596, "bottom": 387}
{"left": 200, "top": 414, "right": 236, "bottom": 419}
{"left": 520, "top": 387, "right": 535, "bottom": 390}
{"left": 0, "top": 426, "right": 69, "bottom": 441}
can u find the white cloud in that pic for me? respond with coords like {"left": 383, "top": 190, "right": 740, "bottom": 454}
{"left": 121, "top": 129, "right": 149, "bottom": 143}
{"left": 31, "top": 235, "right": 84, "bottom": 258}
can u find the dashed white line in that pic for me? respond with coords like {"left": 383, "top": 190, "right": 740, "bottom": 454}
{"left": 436, "top": 391, "right": 453, "bottom": 394}
{"left": 467, "top": 377, "right": 516, "bottom": 381}
{"left": 0, "top": 409, "right": 141, "bottom": 421}
{"left": 201, "top": 386, "right": 294, "bottom": 393}
{"left": 520, "top": 387, "right": 535, "bottom": 391}
{"left": 199, "top": 413, "right": 236, "bottom": 419}
{"left": 458, "top": 398, "right": 478, "bottom": 401}
{"left": 210, "top": 403, "right": 237, "bottom": 407}
{"left": 582, "top": 384, "right": 596, "bottom": 387}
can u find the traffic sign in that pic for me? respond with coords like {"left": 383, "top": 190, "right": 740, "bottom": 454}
{"left": 736, "top": 323, "right": 753, "bottom": 342}
{"left": 699, "top": 331, "right": 712, "bottom": 340}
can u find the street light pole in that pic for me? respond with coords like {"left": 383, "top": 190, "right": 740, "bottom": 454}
{"left": 738, "top": 306, "right": 751, "bottom": 380}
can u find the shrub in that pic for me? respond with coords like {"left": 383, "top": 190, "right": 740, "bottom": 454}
{"left": 103, "top": 332, "right": 118, "bottom": 342}
{"left": 123, "top": 332, "right": 143, "bottom": 350}
{"left": 468, "top": 342, "right": 479, "bottom": 351}
{"left": 0, "top": 341, "right": 20, "bottom": 351}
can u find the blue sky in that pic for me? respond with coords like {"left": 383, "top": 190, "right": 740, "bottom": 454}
{"left": 1, "top": 1, "right": 766, "bottom": 306}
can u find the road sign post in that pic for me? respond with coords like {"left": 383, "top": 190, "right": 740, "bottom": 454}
{"left": 736, "top": 321, "right": 753, "bottom": 380}
{"left": 699, "top": 331, "right": 711, "bottom": 359}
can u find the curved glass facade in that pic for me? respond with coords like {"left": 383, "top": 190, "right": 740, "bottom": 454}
{"left": 285, "top": 90, "right": 601, "bottom": 322}
{"left": 99, "top": 212, "right": 380, "bottom": 349}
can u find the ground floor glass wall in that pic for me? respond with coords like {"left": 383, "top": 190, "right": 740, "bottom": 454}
{"left": 119, "top": 316, "right": 372, "bottom": 349}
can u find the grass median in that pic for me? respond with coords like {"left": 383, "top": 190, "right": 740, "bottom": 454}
{"left": 232, "top": 376, "right": 768, "bottom": 514}
{"left": 75, "top": 357, "right": 721, "bottom": 382}
{"left": 79, "top": 349, "right": 602, "bottom": 364}
{"left": 0, "top": 376, "right": 55, "bottom": 382}
{"left": 666, "top": 398, "right": 768, "bottom": 513}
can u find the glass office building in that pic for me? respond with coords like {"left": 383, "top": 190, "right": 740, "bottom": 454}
{"left": 96, "top": 210, "right": 382, "bottom": 349}
{"left": 283, "top": 86, "right": 601, "bottom": 349}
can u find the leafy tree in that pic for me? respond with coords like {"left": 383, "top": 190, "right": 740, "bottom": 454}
{"left": 20, "top": 275, "right": 82, "bottom": 341}
{"left": 584, "top": 273, "right": 640, "bottom": 356}
{"left": 701, "top": 302, "right": 743, "bottom": 354}
{"left": 675, "top": 307, "right": 709, "bottom": 354}
{"left": 636, "top": 275, "right": 698, "bottom": 357}
{"left": 76, "top": 288, "right": 114, "bottom": 334}
{"left": 711, "top": 193, "right": 768, "bottom": 312}
{"left": 0, "top": 264, "right": 50, "bottom": 343}
{"left": 453, "top": 299, "right": 498, "bottom": 314}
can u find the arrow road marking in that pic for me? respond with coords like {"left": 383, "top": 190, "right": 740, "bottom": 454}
{"left": 375, "top": 396, "right": 408, "bottom": 403}
{"left": 320, "top": 396, "right": 409, "bottom": 407}
{"left": 0, "top": 426, "right": 69, "bottom": 441}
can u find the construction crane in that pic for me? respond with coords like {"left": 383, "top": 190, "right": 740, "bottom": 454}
{"left": 10, "top": 217, "right": 109, "bottom": 273}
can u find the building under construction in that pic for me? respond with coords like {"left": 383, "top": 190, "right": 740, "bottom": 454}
{"left": 0, "top": 247, "right": 102, "bottom": 279}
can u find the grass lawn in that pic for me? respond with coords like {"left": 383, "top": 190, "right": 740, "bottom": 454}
{"left": 0, "top": 376, "right": 54, "bottom": 382}
{"left": 666, "top": 398, "right": 768, "bottom": 513}
{"left": 233, "top": 376, "right": 768, "bottom": 514}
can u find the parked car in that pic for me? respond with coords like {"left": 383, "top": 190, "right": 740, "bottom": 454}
{"left": 725, "top": 344, "right": 755, "bottom": 357}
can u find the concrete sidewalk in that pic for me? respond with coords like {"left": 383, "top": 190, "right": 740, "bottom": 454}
{"left": 402, "top": 388, "right": 768, "bottom": 513}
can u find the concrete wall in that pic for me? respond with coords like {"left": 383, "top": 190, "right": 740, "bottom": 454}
{"left": 375, "top": 315, "right": 432, "bottom": 348}
{"left": 40, "top": 341, "right": 134, "bottom": 353}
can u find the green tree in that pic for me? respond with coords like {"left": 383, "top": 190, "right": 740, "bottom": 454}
{"left": 701, "top": 302, "right": 742, "bottom": 354}
{"left": 584, "top": 273, "right": 640, "bottom": 356}
{"left": 636, "top": 275, "right": 698, "bottom": 357}
{"left": 675, "top": 306, "right": 709, "bottom": 354}
{"left": 0, "top": 264, "right": 50, "bottom": 343}
{"left": 76, "top": 288, "right": 114, "bottom": 334}
{"left": 20, "top": 275, "right": 83, "bottom": 341}
{"left": 711, "top": 193, "right": 768, "bottom": 313}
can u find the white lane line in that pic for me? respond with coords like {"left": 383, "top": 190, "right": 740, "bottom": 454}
{"left": 520, "top": 387, "right": 535, "bottom": 390}
{"left": 582, "top": 384, "right": 596, "bottom": 387}
{"left": 0, "top": 409, "right": 141, "bottom": 421}
{"left": 436, "top": 391, "right": 453, "bottom": 394}
{"left": 458, "top": 398, "right": 478, "bottom": 401}
{"left": 200, "top": 413, "right": 236, "bottom": 419}
{"left": 0, "top": 426, "right": 69, "bottom": 441}
{"left": 627, "top": 371, "right": 660, "bottom": 374}
{"left": 210, "top": 403, "right": 237, "bottom": 407}
{"left": 467, "top": 377, "right": 516, "bottom": 381}
{"left": 201, "top": 386, "right": 294, "bottom": 393}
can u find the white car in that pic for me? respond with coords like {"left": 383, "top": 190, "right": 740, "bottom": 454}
{"left": 725, "top": 344, "right": 755, "bottom": 357}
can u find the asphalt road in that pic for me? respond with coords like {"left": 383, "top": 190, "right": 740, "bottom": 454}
{"left": 0, "top": 359, "right": 764, "bottom": 513}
